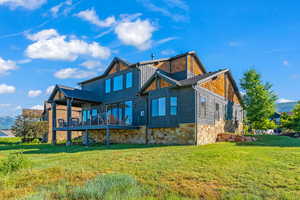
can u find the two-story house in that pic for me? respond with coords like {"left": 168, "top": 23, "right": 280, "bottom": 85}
{"left": 47, "top": 51, "right": 244, "bottom": 145}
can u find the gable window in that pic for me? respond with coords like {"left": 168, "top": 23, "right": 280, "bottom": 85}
{"left": 113, "top": 75, "right": 123, "bottom": 91}
{"left": 170, "top": 97, "right": 177, "bottom": 115}
{"left": 200, "top": 96, "right": 207, "bottom": 118}
{"left": 105, "top": 79, "right": 111, "bottom": 93}
{"left": 126, "top": 72, "right": 133, "bottom": 88}
{"left": 152, "top": 97, "right": 166, "bottom": 117}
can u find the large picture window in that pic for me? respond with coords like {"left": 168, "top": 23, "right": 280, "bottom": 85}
{"left": 126, "top": 72, "right": 133, "bottom": 88}
{"left": 105, "top": 79, "right": 111, "bottom": 93}
{"left": 170, "top": 97, "right": 177, "bottom": 115}
{"left": 113, "top": 75, "right": 123, "bottom": 91}
{"left": 152, "top": 97, "right": 166, "bottom": 117}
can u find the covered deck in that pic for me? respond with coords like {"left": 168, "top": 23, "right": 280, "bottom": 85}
{"left": 48, "top": 85, "right": 137, "bottom": 145}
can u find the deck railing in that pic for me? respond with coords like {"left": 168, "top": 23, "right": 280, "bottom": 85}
{"left": 57, "top": 115, "right": 130, "bottom": 128}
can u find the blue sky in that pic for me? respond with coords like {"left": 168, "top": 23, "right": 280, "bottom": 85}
{"left": 0, "top": 0, "right": 300, "bottom": 117}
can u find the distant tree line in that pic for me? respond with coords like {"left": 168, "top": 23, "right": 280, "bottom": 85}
{"left": 279, "top": 103, "right": 300, "bottom": 132}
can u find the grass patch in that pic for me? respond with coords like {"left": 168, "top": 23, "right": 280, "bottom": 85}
{"left": 0, "top": 151, "right": 30, "bottom": 175}
{"left": 0, "top": 136, "right": 299, "bottom": 199}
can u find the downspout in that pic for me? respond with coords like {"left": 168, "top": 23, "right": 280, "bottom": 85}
{"left": 192, "top": 85, "right": 198, "bottom": 146}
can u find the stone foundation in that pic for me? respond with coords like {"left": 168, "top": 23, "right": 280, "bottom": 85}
{"left": 89, "top": 123, "right": 196, "bottom": 145}
{"left": 197, "top": 120, "right": 243, "bottom": 145}
{"left": 47, "top": 131, "right": 82, "bottom": 143}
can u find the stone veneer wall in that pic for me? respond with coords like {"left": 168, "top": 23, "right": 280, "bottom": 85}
{"left": 148, "top": 123, "right": 195, "bottom": 145}
{"left": 197, "top": 120, "right": 243, "bottom": 145}
{"left": 89, "top": 123, "right": 196, "bottom": 145}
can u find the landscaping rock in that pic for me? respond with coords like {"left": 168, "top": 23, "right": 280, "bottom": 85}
{"left": 217, "top": 133, "right": 256, "bottom": 142}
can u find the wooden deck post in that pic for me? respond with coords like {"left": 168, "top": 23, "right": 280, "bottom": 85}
{"left": 66, "top": 98, "right": 72, "bottom": 146}
{"left": 51, "top": 102, "right": 57, "bottom": 145}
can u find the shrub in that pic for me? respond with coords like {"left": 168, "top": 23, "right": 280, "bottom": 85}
{"left": 61, "top": 174, "right": 143, "bottom": 200}
{"left": 0, "top": 152, "right": 30, "bottom": 174}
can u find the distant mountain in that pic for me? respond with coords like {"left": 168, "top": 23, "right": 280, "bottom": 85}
{"left": 0, "top": 116, "right": 15, "bottom": 129}
{"left": 276, "top": 102, "right": 298, "bottom": 113}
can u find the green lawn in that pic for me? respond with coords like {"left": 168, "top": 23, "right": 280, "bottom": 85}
{"left": 0, "top": 135, "right": 299, "bottom": 200}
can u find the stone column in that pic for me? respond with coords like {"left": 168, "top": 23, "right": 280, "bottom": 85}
{"left": 66, "top": 98, "right": 72, "bottom": 146}
{"left": 83, "top": 130, "right": 89, "bottom": 146}
{"left": 52, "top": 101, "right": 57, "bottom": 145}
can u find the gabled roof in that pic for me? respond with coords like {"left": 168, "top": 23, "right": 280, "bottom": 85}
{"left": 48, "top": 85, "right": 101, "bottom": 103}
{"left": 139, "top": 70, "right": 181, "bottom": 94}
{"left": 78, "top": 57, "right": 131, "bottom": 85}
{"left": 78, "top": 51, "right": 207, "bottom": 85}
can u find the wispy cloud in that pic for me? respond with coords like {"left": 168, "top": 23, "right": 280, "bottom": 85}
{"left": 54, "top": 68, "right": 95, "bottom": 79}
{"left": 137, "top": 0, "right": 189, "bottom": 22}
{"left": 283, "top": 60, "right": 289, "bottom": 66}
{"left": 0, "top": 57, "right": 18, "bottom": 76}
{"left": 0, "top": 0, "right": 47, "bottom": 10}
{"left": 276, "top": 98, "right": 297, "bottom": 103}
{"left": 0, "top": 84, "right": 16, "bottom": 94}
{"left": 75, "top": 8, "right": 116, "bottom": 27}
{"left": 28, "top": 90, "right": 42, "bottom": 97}
{"left": 160, "top": 49, "right": 176, "bottom": 56}
{"left": 156, "top": 37, "right": 179, "bottom": 45}
{"left": 228, "top": 41, "right": 241, "bottom": 47}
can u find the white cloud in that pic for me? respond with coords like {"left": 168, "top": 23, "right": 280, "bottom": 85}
{"left": 50, "top": 0, "right": 73, "bottom": 17}
{"left": 30, "top": 105, "right": 43, "bottom": 110}
{"left": 28, "top": 90, "right": 42, "bottom": 97}
{"left": 25, "top": 29, "right": 111, "bottom": 61}
{"left": 276, "top": 98, "right": 296, "bottom": 103}
{"left": 115, "top": 19, "right": 155, "bottom": 50}
{"left": 0, "top": 84, "right": 16, "bottom": 94}
{"left": 0, "top": 57, "right": 18, "bottom": 75}
{"left": 283, "top": 60, "right": 289, "bottom": 66}
{"left": 76, "top": 8, "right": 116, "bottom": 27}
{"left": 161, "top": 49, "right": 176, "bottom": 56}
{"left": 17, "top": 59, "right": 32, "bottom": 64}
{"left": 46, "top": 85, "right": 55, "bottom": 94}
{"left": 54, "top": 68, "right": 95, "bottom": 79}
{"left": 0, "top": 0, "right": 46, "bottom": 10}
{"left": 156, "top": 37, "right": 178, "bottom": 45}
{"left": 80, "top": 60, "right": 102, "bottom": 69}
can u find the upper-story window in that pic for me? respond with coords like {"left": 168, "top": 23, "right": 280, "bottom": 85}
{"left": 105, "top": 79, "right": 111, "bottom": 93}
{"left": 152, "top": 97, "right": 166, "bottom": 117}
{"left": 126, "top": 72, "right": 133, "bottom": 88}
{"left": 113, "top": 75, "right": 123, "bottom": 91}
{"left": 170, "top": 97, "right": 177, "bottom": 115}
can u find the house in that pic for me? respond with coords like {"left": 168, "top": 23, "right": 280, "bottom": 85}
{"left": 22, "top": 109, "right": 44, "bottom": 121}
{"left": 47, "top": 51, "right": 244, "bottom": 145}
{"left": 42, "top": 102, "right": 82, "bottom": 142}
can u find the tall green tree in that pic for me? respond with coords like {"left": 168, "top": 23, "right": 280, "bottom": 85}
{"left": 240, "top": 69, "right": 277, "bottom": 130}
{"left": 290, "top": 101, "right": 300, "bottom": 131}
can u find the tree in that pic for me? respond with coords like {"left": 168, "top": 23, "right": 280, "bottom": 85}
{"left": 279, "top": 112, "right": 293, "bottom": 130}
{"left": 11, "top": 115, "right": 48, "bottom": 142}
{"left": 290, "top": 101, "right": 300, "bottom": 131}
{"left": 240, "top": 69, "right": 277, "bottom": 130}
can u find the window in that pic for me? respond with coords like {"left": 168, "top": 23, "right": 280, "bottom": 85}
{"left": 113, "top": 75, "right": 123, "bottom": 91}
{"left": 152, "top": 97, "right": 166, "bottom": 117}
{"left": 125, "top": 101, "right": 133, "bottom": 124}
{"left": 170, "top": 97, "right": 177, "bottom": 115}
{"left": 105, "top": 79, "right": 111, "bottom": 93}
{"left": 140, "top": 111, "right": 144, "bottom": 117}
{"left": 126, "top": 72, "right": 133, "bottom": 88}
{"left": 200, "top": 96, "right": 207, "bottom": 117}
{"left": 91, "top": 109, "right": 98, "bottom": 120}
{"left": 215, "top": 103, "right": 220, "bottom": 121}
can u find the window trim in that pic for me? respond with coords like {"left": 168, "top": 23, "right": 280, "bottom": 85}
{"left": 151, "top": 97, "right": 166, "bottom": 117}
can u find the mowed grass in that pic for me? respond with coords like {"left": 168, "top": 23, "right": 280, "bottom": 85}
{"left": 0, "top": 135, "right": 299, "bottom": 200}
